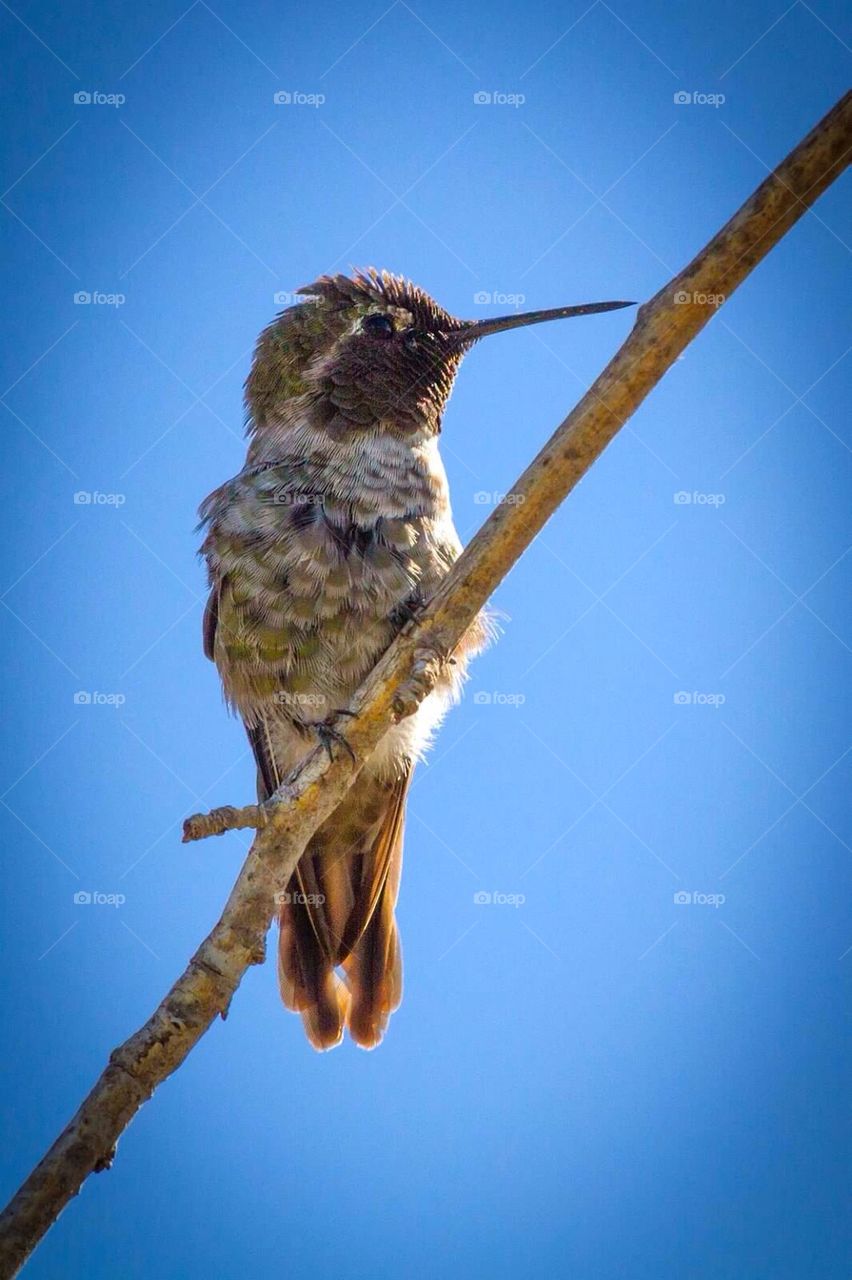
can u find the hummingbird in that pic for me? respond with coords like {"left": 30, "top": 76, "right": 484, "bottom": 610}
{"left": 199, "top": 269, "right": 633, "bottom": 1051}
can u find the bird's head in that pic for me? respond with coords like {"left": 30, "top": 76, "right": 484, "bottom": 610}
{"left": 246, "top": 268, "right": 634, "bottom": 441}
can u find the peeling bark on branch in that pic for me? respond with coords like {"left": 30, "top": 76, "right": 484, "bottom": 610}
{"left": 1, "top": 90, "right": 849, "bottom": 1280}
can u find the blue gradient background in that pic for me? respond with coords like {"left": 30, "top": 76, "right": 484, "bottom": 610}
{"left": 1, "top": 2, "right": 850, "bottom": 1277}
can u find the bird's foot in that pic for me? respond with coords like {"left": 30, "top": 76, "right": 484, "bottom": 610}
{"left": 390, "top": 592, "right": 426, "bottom": 631}
{"left": 312, "top": 712, "right": 356, "bottom": 764}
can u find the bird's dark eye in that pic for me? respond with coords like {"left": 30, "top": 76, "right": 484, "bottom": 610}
{"left": 403, "top": 328, "right": 426, "bottom": 351}
{"left": 361, "top": 313, "right": 394, "bottom": 338}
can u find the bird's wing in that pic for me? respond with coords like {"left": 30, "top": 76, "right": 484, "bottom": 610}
{"left": 202, "top": 584, "right": 218, "bottom": 661}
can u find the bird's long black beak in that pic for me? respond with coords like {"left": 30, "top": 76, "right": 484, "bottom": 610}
{"left": 449, "top": 299, "right": 636, "bottom": 345}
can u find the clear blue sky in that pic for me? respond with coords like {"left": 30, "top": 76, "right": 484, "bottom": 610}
{"left": 1, "top": 2, "right": 850, "bottom": 1277}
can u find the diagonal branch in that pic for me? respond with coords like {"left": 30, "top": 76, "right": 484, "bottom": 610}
{"left": 1, "top": 90, "right": 849, "bottom": 1280}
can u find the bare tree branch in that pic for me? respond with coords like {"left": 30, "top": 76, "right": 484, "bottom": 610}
{"left": 1, "top": 90, "right": 849, "bottom": 1280}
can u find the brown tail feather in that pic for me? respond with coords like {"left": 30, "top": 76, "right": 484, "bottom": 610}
{"left": 277, "top": 898, "right": 350, "bottom": 1051}
{"left": 344, "top": 885, "right": 403, "bottom": 1049}
{"left": 279, "top": 769, "right": 408, "bottom": 1050}
{"left": 248, "top": 717, "right": 410, "bottom": 1050}
{"left": 344, "top": 799, "right": 404, "bottom": 1049}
